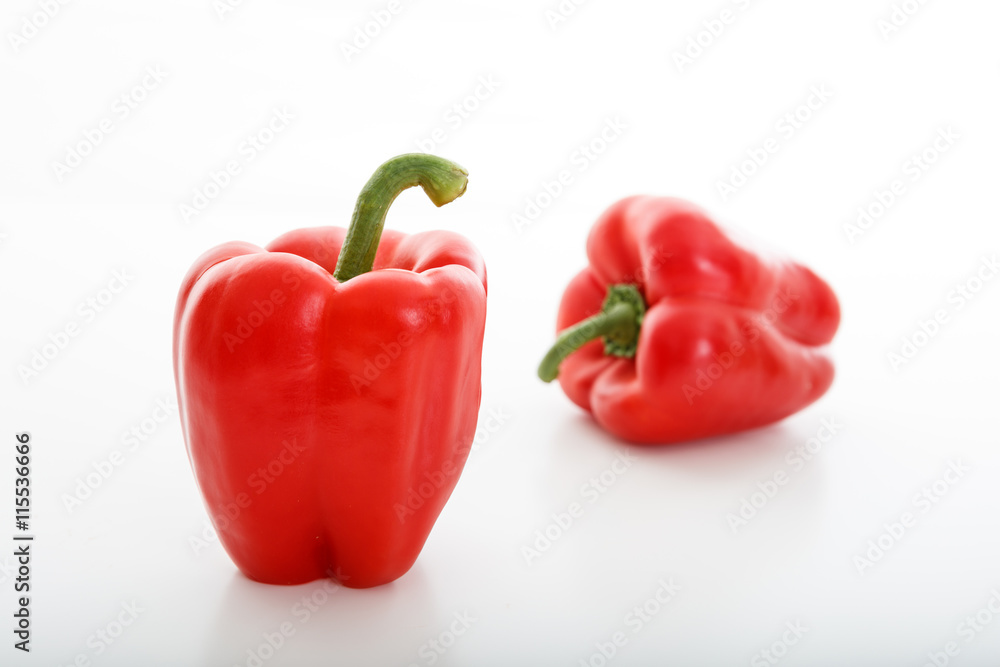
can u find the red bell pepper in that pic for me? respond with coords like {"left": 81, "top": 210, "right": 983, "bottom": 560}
{"left": 539, "top": 196, "right": 839, "bottom": 444}
{"left": 174, "top": 154, "right": 486, "bottom": 588}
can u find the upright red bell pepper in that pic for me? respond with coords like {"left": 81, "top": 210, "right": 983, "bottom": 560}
{"left": 539, "top": 196, "right": 839, "bottom": 444}
{"left": 174, "top": 154, "right": 487, "bottom": 588}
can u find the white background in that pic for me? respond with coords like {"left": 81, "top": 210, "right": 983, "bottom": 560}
{"left": 2, "top": 0, "right": 999, "bottom": 665}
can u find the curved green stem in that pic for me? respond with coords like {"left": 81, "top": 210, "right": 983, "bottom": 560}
{"left": 538, "top": 284, "right": 646, "bottom": 382}
{"left": 333, "top": 154, "right": 468, "bottom": 283}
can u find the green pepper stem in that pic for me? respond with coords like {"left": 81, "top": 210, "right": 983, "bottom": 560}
{"left": 538, "top": 284, "right": 646, "bottom": 383}
{"left": 333, "top": 154, "right": 468, "bottom": 283}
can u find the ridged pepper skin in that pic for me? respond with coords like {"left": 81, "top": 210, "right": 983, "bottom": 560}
{"left": 174, "top": 228, "right": 486, "bottom": 588}
{"left": 549, "top": 196, "right": 839, "bottom": 444}
{"left": 174, "top": 155, "right": 486, "bottom": 588}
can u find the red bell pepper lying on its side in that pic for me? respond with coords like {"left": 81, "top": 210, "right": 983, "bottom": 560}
{"left": 174, "top": 155, "right": 486, "bottom": 588}
{"left": 539, "top": 196, "right": 839, "bottom": 444}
